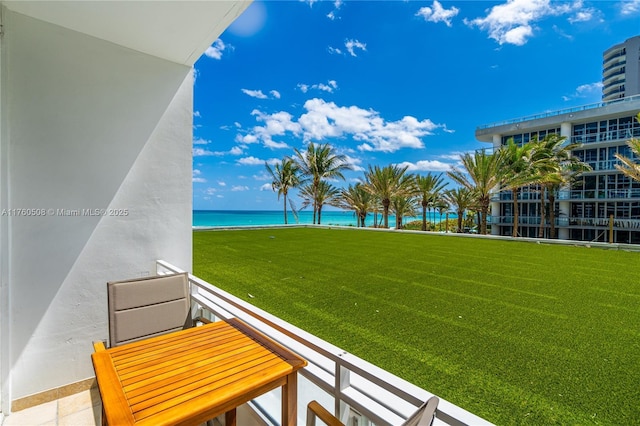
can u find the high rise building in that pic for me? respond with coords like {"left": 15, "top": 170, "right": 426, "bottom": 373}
{"left": 602, "top": 36, "right": 640, "bottom": 101}
{"left": 476, "top": 36, "right": 640, "bottom": 244}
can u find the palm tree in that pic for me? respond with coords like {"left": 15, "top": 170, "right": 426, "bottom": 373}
{"left": 414, "top": 173, "right": 448, "bottom": 231}
{"left": 299, "top": 180, "right": 341, "bottom": 225}
{"left": 265, "top": 157, "right": 302, "bottom": 225}
{"left": 447, "top": 150, "right": 501, "bottom": 235}
{"left": 442, "top": 187, "right": 475, "bottom": 233}
{"left": 363, "top": 164, "right": 414, "bottom": 228}
{"left": 391, "top": 195, "right": 418, "bottom": 229}
{"left": 338, "top": 183, "right": 372, "bottom": 227}
{"left": 497, "top": 139, "right": 535, "bottom": 238}
{"left": 615, "top": 115, "right": 640, "bottom": 182}
{"left": 294, "top": 143, "right": 351, "bottom": 224}
{"left": 615, "top": 138, "right": 640, "bottom": 181}
{"left": 531, "top": 134, "right": 589, "bottom": 239}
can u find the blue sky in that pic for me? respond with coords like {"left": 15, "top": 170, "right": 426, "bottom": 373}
{"left": 192, "top": 0, "right": 640, "bottom": 211}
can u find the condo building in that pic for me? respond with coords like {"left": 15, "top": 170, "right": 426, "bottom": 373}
{"left": 476, "top": 36, "right": 640, "bottom": 244}
{"left": 476, "top": 95, "right": 640, "bottom": 243}
{"left": 602, "top": 36, "right": 640, "bottom": 101}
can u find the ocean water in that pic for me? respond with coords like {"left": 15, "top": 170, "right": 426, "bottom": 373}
{"left": 193, "top": 210, "right": 453, "bottom": 228}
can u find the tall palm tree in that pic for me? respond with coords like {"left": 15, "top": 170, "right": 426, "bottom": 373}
{"left": 615, "top": 115, "right": 640, "bottom": 182}
{"left": 498, "top": 139, "right": 535, "bottom": 238}
{"left": 447, "top": 150, "right": 501, "bottom": 235}
{"left": 265, "top": 157, "right": 302, "bottom": 225}
{"left": 338, "top": 183, "right": 372, "bottom": 227}
{"left": 299, "top": 180, "right": 341, "bottom": 225}
{"left": 391, "top": 195, "right": 418, "bottom": 229}
{"left": 531, "top": 134, "right": 589, "bottom": 239}
{"left": 363, "top": 164, "right": 414, "bottom": 228}
{"left": 443, "top": 187, "right": 475, "bottom": 233}
{"left": 414, "top": 173, "right": 448, "bottom": 231}
{"left": 294, "top": 142, "right": 351, "bottom": 224}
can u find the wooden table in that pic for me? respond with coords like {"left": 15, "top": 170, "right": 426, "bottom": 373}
{"left": 92, "top": 318, "right": 307, "bottom": 426}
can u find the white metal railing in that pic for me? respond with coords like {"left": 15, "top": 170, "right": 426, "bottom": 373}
{"left": 476, "top": 94, "right": 640, "bottom": 130}
{"left": 156, "top": 260, "right": 493, "bottom": 426}
{"left": 556, "top": 188, "right": 640, "bottom": 200}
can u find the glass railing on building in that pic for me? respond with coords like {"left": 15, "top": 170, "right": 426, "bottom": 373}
{"left": 557, "top": 188, "right": 640, "bottom": 200}
{"left": 489, "top": 215, "right": 640, "bottom": 229}
{"left": 570, "top": 127, "right": 640, "bottom": 145}
{"left": 490, "top": 191, "right": 541, "bottom": 202}
{"left": 155, "top": 260, "right": 492, "bottom": 426}
{"left": 477, "top": 94, "right": 640, "bottom": 130}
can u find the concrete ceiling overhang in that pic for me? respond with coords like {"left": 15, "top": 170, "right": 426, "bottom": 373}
{"left": 3, "top": 0, "right": 252, "bottom": 66}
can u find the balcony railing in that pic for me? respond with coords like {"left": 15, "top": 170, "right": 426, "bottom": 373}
{"left": 476, "top": 94, "right": 640, "bottom": 130}
{"left": 556, "top": 188, "right": 640, "bottom": 200}
{"left": 156, "top": 260, "right": 492, "bottom": 426}
{"left": 570, "top": 127, "right": 640, "bottom": 145}
{"left": 488, "top": 216, "right": 640, "bottom": 229}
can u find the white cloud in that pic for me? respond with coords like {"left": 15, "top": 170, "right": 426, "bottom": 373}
{"left": 192, "top": 169, "right": 206, "bottom": 183}
{"left": 299, "top": 98, "right": 442, "bottom": 152}
{"left": 397, "top": 160, "right": 453, "bottom": 172}
{"left": 231, "top": 185, "right": 250, "bottom": 192}
{"left": 239, "top": 110, "right": 301, "bottom": 149}
{"left": 416, "top": 1, "right": 459, "bottom": 27}
{"left": 242, "top": 88, "right": 281, "bottom": 100}
{"left": 241, "top": 89, "right": 268, "bottom": 99}
{"left": 345, "top": 39, "right": 367, "bottom": 57}
{"left": 327, "top": 0, "right": 343, "bottom": 20}
{"left": 620, "top": 0, "right": 640, "bottom": 16}
{"left": 229, "top": 146, "right": 245, "bottom": 155}
{"left": 568, "top": 7, "right": 598, "bottom": 23}
{"left": 204, "top": 188, "right": 218, "bottom": 195}
{"left": 343, "top": 154, "right": 365, "bottom": 172}
{"left": 327, "top": 46, "right": 343, "bottom": 55}
{"left": 193, "top": 137, "right": 210, "bottom": 145}
{"left": 193, "top": 147, "right": 217, "bottom": 157}
{"left": 562, "top": 81, "right": 603, "bottom": 101}
{"left": 204, "top": 39, "right": 228, "bottom": 59}
{"left": 239, "top": 98, "right": 445, "bottom": 153}
{"left": 465, "top": 0, "right": 583, "bottom": 46}
{"left": 237, "top": 156, "right": 264, "bottom": 166}
{"left": 260, "top": 183, "right": 273, "bottom": 191}
{"left": 237, "top": 156, "right": 280, "bottom": 166}
{"left": 297, "top": 80, "right": 338, "bottom": 93}
{"left": 193, "top": 111, "right": 201, "bottom": 118}
{"left": 218, "top": 181, "right": 227, "bottom": 186}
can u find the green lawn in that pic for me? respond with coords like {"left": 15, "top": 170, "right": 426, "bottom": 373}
{"left": 193, "top": 228, "right": 640, "bottom": 425}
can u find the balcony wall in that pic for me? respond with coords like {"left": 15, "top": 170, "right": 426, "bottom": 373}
{"left": 0, "top": 8, "right": 195, "bottom": 407}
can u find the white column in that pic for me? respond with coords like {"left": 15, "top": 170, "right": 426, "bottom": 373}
{"left": 558, "top": 122, "right": 572, "bottom": 239}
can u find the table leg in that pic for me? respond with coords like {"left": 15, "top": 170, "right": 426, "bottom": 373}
{"left": 225, "top": 408, "right": 237, "bottom": 426}
{"left": 282, "top": 372, "right": 298, "bottom": 426}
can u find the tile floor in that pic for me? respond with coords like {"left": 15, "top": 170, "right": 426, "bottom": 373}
{"left": 1, "top": 388, "right": 101, "bottom": 426}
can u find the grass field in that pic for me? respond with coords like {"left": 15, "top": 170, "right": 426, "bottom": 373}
{"left": 193, "top": 228, "right": 640, "bottom": 425}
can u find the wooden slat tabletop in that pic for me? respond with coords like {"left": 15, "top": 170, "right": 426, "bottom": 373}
{"left": 92, "top": 319, "right": 307, "bottom": 426}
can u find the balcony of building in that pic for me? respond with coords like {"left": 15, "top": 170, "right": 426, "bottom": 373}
{"left": 1, "top": 260, "right": 492, "bottom": 426}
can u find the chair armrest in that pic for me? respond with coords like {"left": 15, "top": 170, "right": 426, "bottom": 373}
{"left": 307, "top": 401, "right": 344, "bottom": 426}
{"left": 193, "top": 316, "right": 212, "bottom": 325}
{"left": 92, "top": 341, "right": 106, "bottom": 352}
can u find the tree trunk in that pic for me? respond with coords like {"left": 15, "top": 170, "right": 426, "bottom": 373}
{"left": 283, "top": 195, "right": 288, "bottom": 225}
{"left": 549, "top": 193, "right": 557, "bottom": 239}
{"left": 457, "top": 209, "right": 463, "bottom": 233}
{"left": 317, "top": 205, "right": 322, "bottom": 225}
{"left": 421, "top": 201, "right": 427, "bottom": 231}
{"left": 538, "top": 186, "right": 546, "bottom": 238}
{"left": 512, "top": 188, "right": 519, "bottom": 238}
{"left": 383, "top": 200, "right": 390, "bottom": 228}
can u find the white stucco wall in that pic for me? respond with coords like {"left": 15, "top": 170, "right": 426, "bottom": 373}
{"left": 2, "top": 9, "right": 193, "bottom": 401}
